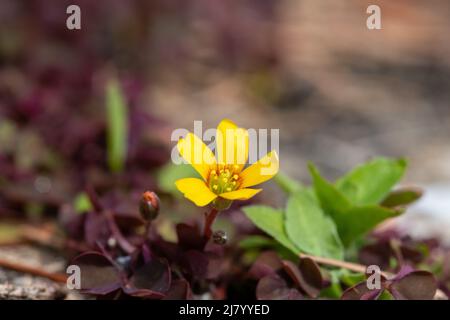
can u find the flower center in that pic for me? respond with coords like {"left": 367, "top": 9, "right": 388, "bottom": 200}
{"left": 208, "top": 165, "right": 241, "bottom": 194}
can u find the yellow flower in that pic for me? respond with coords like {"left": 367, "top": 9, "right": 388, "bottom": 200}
{"left": 175, "top": 119, "right": 279, "bottom": 209}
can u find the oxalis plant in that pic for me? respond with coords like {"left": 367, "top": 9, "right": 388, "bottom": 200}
{"left": 71, "top": 118, "right": 440, "bottom": 300}
{"left": 71, "top": 119, "right": 280, "bottom": 299}
{"left": 243, "top": 158, "right": 439, "bottom": 300}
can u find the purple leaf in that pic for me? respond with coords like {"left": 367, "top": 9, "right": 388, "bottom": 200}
{"left": 358, "top": 242, "right": 392, "bottom": 269}
{"left": 392, "top": 265, "right": 415, "bottom": 281}
{"left": 282, "top": 258, "right": 322, "bottom": 298}
{"left": 400, "top": 245, "right": 424, "bottom": 264}
{"left": 163, "top": 279, "right": 192, "bottom": 300}
{"left": 360, "top": 289, "right": 384, "bottom": 300}
{"left": 176, "top": 223, "right": 206, "bottom": 250}
{"left": 206, "top": 252, "right": 225, "bottom": 280}
{"left": 181, "top": 250, "right": 209, "bottom": 278}
{"left": 256, "top": 274, "right": 303, "bottom": 300}
{"left": 124, "top": 257, "right": 171, "bottom": 298}
{"left": 141, "top": 243, "right": 152, "bottom": 264}
{"left": 248, "top": 251, "right": 283, "bottom": 279}
{"left": 341, "top": 282, "right": 382, "bottom": 300}
{"left": 71, "top": 252, "right": 122, "bottom": 295}
{"left": 84, "top": 212, "right": 110, "bottom": 247}
{"left": 389, "top": 270, "right": 437, "bottom": 300}
{"left": 122, "top": 286, "right": 166, "bottom": 299}
{"left": 58, "top": 204, "right": 86, "bottom": 240}
{"left": 359, "top": 242, "right": 424, "bottom": 270}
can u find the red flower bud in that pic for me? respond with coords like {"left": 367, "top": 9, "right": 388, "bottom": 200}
{"left": 139, "top": 191, "right": 160, "bottom": 221}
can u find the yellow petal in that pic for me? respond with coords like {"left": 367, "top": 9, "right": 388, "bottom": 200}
{"left": 178, "top": 133, "right": 216, "bottom": 180}
{"left": 175, "top": 178, "right": 218, "bottom": 207}
{"left": 216, "top": 119, "right": 248, "bottom": 171}
{"left": 220, "top": 188, "right": 262, "bottom": 200}
{"left": 240, "top": 151, "right": 279, "bottom": 188}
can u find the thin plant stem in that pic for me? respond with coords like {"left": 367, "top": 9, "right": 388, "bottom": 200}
{"left": 105, "top": 210, "right": 136, "bottom": 255}
{"left": 300, "top": 253, "right": 447, "bottom": 299}
{"left": 300, "top": 253, "right": 392, "bottom": 278}
{"left": 203, "top": 208, "right": 219, "bottom": 240}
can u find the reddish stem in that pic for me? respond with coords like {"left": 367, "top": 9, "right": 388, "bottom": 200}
{"left": 105, "top": 210, "right": 136, "bottom": 255}
{"left": 85, "top": 185, "right": 103, "bottom": 213}
{"left": 203, "top": 208, "right": 219, "bottom": 240}
{"left": 85, "top": 187, "right": 136, "bottom": 255}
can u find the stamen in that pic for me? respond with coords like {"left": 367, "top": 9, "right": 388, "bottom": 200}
{"left": 208, "top": 165, "right": 240, "bottom": 194}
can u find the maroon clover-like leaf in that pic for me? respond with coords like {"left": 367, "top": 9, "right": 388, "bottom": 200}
{"left": 256, "top": 274, "right": 303, "bottom": 300}
{"left": 162, "top": 279, "right": 193, "bottom": 300}
{"left": 205, "top": 251, "right": 226, "bottom": 280}
{"left": 388, "top": 270, "right": 437, "bottom": 300}
{"left": 84, "top": 211, "right": 111, "bottom": 247}
{"left": 282, "top": 258, "right": 323, "bottom": 298}
{"left": 176, "top": 223, "right": 207, "bottom": 250}
{"left": 71, "top": 251, "right": 122, "bottom": 295}
{"left": 248, "top": 251, "right": 283, "bottom": 279}
{"left": 359, "top": 242, "right": 424, "bottom": 270}
{"left": 58, "top": 204, "right": 86, "bottom": 240}
{"left": 399, "top": 245, "right": 424, "bottom": 265}
{"left": 123, "top": 257, "right": 171, "bottom": 299}
{"left": 391, "top": 265, "right": 415, "bottom": 280}
{"left": 358, "top": 242, "right": 392, "bottom": 270}
{"left": 342, "top": 265, "right": 438, "bottom": 300}
{"left": 180, "top": 250, "right": 209, "bottom": 278}
{"left": 341, "top": 282, "right": 383, "bottom": 300}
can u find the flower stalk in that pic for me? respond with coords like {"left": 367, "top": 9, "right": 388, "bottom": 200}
{"left": 203, "top": 208, "right": 219, "bottom": 240}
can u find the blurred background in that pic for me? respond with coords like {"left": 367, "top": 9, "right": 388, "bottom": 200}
{"left": 0, "top": 0, "right": 449, "bottom": 298}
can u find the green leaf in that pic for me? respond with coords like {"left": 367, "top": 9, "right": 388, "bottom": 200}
{"left": 338, "top": 205, "right": 403, "bottom": 246}
{"left": 106, "top": 79, "right": 128, "bottom": 173}
{"left": 308, "top": 163, "right": 352, "bottom": 219}
{"left": 238, "top": 235, "right": 276, "bottom": 250}
{"left": 285, "top": 191, "right": 344, "bottom": 260}
{"left": 273, "top": 172, "right": 321, "bottom": 204}
{"left": 73, "top": 193, "right": 92, "bottom": 214}
{"left": 157, "top": 163, "right": 199, "bottom": 195}
{"left": 309, "top": 163, "right": 403, "bottom": 246}
{"left": 378, "top": 290, "right": 394, "bottom": 300}
{"left": 337, "top": 270, "right": 366, "bottom": 287}
{"left": 335, "top": 158, "right": 407, "bottom": 206}
{"left": 273, "top": 172, "right": 304, "bottom": 194}
{"left": 320, "top": 271, "right": 343, "bottom": 298}
{"left": 243, "top": 205, "right": 299, "bottom": 255}
{"left": 381, "top": 187, "right": 422, "bottom": 208}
